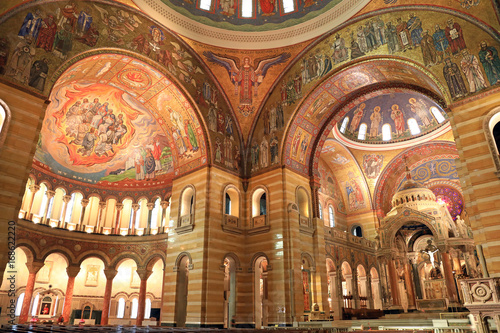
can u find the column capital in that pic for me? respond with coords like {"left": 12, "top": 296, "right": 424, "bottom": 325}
{"left": 63, "top": 195, "right": 72, "bottom": 203}
{"left": 81, "top": 199, "right": 89, "bottom": 207}
{"left": 66, "top": 265, "right": 81, "bottom": 278}
{"left": 26, "top": 261, "right": 45, "bottom": 274}
{"left": 147, "top": 203, "right": 155, "bottom": 210}
{"left": 98, "top": 201, "right": 107, "bottom": 209}
{"left": 29, "top": 184, "right": 40, "bottom": 193}
{"left": 132, "top": 203, "right": 140, "bottom": 211}
{"left": 136, "top": 268, "right": 153, "bottom": 281}
{"left": 46, "top": 190, "right": 56, "bottom": 198}
{"left": 103, "top": 268, "right": 117, "bottom": 280}
{"left": 115, "top": 203, "right": 124, "bottom": 210}
{"left": 160, "top": 201, "right": 170, "bottom": 209}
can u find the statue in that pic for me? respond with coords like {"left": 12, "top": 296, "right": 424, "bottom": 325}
{"left": 421, "top": 239, "right": 440, "bottom": 267}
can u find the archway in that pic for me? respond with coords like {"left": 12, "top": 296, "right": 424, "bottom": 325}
{"left": 254, "top": 256, "right": 268, "bottom": 328}
{"left": 223, "top": 255, "right": 237, "bottom": 328}
{"left": 174, "top": 255, "right": 190, "bottom": 327}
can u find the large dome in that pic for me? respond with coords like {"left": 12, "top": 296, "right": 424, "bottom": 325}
{"left": 132, "top": 0, "right": 370, "bottom": 49}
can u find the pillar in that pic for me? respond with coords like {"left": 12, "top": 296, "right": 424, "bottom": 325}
{"left": 411, "top": 261, "right": 423, "bottom": 299}
{"left": 26, "top": 184, "right": 40, "bottom": 220}
{"left": 114, "top": 203, "right": 124, "bottom": 234}
{"left": 136, "top": 268, "right": 153, "bottom": 325}
{"left": 441, "top": 251, "right": 459, "bottom": 303}
{"left": 160, "top": 200, "right": 169, "bottom": 231}
{"left": 131, "top": 203, "right": 139, "bottom": 234}
{"left": 59, "top": 195, "right": 72, "bottom": 228}
{"left": 19, "top": 261, "right": 44, "bottom": 323}
{"left": 62, "top": 265, "right": 81, "bottom": 323}
{"left": 79, "top": 199, "right": 89, "bottom": 231}
{"left": 147, "top": 203, "right": 155, "bottom": 234}
{"left": 403, "top": 261, "right": 416, "bottom": 307}
{"left": 387, "top": 259, "right": 401, "bottom": 306}
{"left": 309, "top": 178, "right": 321, "bottom": 218}
{"left": 101, "top": 268, "right": 117, "bottom": 325}
{"left": 95, "top": 201, "right": 106, "bottom": 232}
{"left": 42, "top": 190, "right": 55, "bottom": 224}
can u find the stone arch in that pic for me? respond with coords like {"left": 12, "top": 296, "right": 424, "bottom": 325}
{"left": 221, "top": 252, "right": 242, "bottom": 272}
{"left": 174, "top": 252, "right": 193, "bottom": 271}
{"left": 142, "top": 252, "right": 166, "bottom": 271}
{"left": 387, "top": 215, "right": 440, "bottom": 249}
{"left": 111, "top": 253, "right": 142, "bottom": 269}
{"left": 15, "top": 243, "right": 37, "bottom": 263}
{"left": 76, "top": 250, "right": 112, "bottom": 268}
{"left": 295, "top": 186, "right": 311, "bottom": 218}
{"left": 250, "top": 252, "right": 271, "bottom": 272}
{"left": 39, "top": 246, "right": 75, "bottom": 266}
{"left": 483, "top": 106, "right": 500, "bottom": 176}
{"left": 301, "top": 252, "right": 315, "bottom": 271}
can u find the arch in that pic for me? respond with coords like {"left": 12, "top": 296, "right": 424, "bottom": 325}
{"left": 223, "top": 184, "right": 241, "bottom": 217}
{"left": 221, "top": 252, "right": 242, "bottom": 272}
{"left": 39, "top": 246, "right": 75, "bottom": 266}
{"left": 0, "top": 98, "right": 11, "bottom": 147}
{"left": 295, "top": 186, "right": 310, "bottom": 218}
{"left": 351, "top": 224, "right": 363, "bottom": 237}
{"left": 179, "top": 185, "right": 195, "bottom": 217}
{"left": 76, "top": 250, "right": 112, "bottom": 268}
{"left": 174, "top": 252, "right": 193, "bottom": 271}
{"left": 143, "top": 252, "right": 166, "bottom": 271}
{"left": 250, "top": 252, "right": 271, "bottom": 271}
{"left": 110, "top": 253, "right": 142, "bottom": 269}
{"left": 251, "top": 186, "right": 269, "bottom": 217}
{"left": 301, "top": 252, "right": 315, "bottom": 271}
{"left": 483, "top": 106, "right": 500, "bottom": 175}
{"left": 387, "top": 217, "right": 440, "bottom": 249}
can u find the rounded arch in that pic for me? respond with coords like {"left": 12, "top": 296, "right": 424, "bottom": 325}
{"left": 295, "top": 186, "right": 311, "bottom": 218}
{"left": 326, "top": 257, "right": 336, "bottom": 273}
{"left": 221, "top": 252, "right": 242, "bottom": 272}
{"left": 250, "top": 252, "right": 271, "bottom": 271}
{"left": 341, "top": 260, "right": 353, "bottom": 276}
{"left": 110, "top": 253, "right": 142, "bottom": 269}
{"left": 174, "top": 252, "right": 193, "bottom": 270}
{"left": 387, "top": 217, "right": 440, "bottom": 249}
{"left": 356, "top": 264, "right": 367, "bottom": 277}
{"left": 143, "top": 252, "right": 166, "bottom": 271}
{"left": 223, "top": 184, "right": 241, "bottom": 217}
{"left": 39, "top": 246, "right": 75, "bottom": 266}
{"left": 369, "top": 266, "right": 379, "bottom": 279}
{"left": 179, "top": 185, "right": 196, "bottom": 217}
{"left": 301, "top": 252, "right": 315, "bottom": 271}
{"left": 15, "top": 244, "right": 36, "bottom": 264}
{"left": 76, "top": 250, "right": 111, "bottom": 268}
{"left": 0, "top": 98, "right": 12, "bottom": 147}
{"left": 251, "top": 186, "right": 269, "bottom": 217}
{"left": 483, "top": 106, "right": 500, "bottom": 175}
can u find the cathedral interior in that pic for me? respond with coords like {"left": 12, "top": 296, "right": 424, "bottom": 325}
{"left": 1, "top": 0, "right": 500, "bottom": 331}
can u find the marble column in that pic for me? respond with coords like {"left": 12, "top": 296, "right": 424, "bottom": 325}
{"left": 441, "top": 251, "right": 459, "bottom": 303}
{"left": 136, "top": 268, "right": 153, "bottom": 325}
{"left": 60, "top": 195, "right": 72, "bottom": 228}
{"left": 62, "top": 265, "right": 81, "bottom": 322}
{"left": 387, "top": 259, "right": 400, "bottom": 306}
{"left": 410, "top": 258, "right": 423, "bottom": 299}
{"left": 114, "top": 203, "right": 124, "bottom": 234}
{"left": 147, "top": 203, "right": 155, "bottom": 234}
{"left": 131, "top": 203, "right": 139, "bottom": 235}
{"left": 95, "top": 201, "right": 107, "bottom": 232}
{"left": 79, "top": 199, "right": 89, "bottom": 231}
{"left": 309, "top": 178, "right": 321, "bottom": 218}
{"left": 101, "top": 268, "right": 117, "bottom": 325}
{"left": 42, "top": 190, "right": 55, "bottom": 224}
{"left": 26, "top": 185, "right": 40, "bottom": 220}
{"left": 19, "top": 261, "right": 44, "bottom": 323}
{"left": 160, "top": 200, "right": 169, "bottom": 230}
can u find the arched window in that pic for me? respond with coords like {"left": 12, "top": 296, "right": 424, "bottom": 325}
{"left": 225, "top": 193, "right": 231, "bottom": 215}
{"left": 241, "top": 0, "right": 253, "bottom": 17}
{"left": 382, "top": 124, "right": 392, "bottom": 141}
{"left": 0, "top": 103, "right": 5, "bottom": 135}
{"left": 328, "top": 205, "right": 335, "bottom": 227}
{"left": 283, "top": 0, "right": 295, "bottom": 13}
{"left": 38, "top": 184, "right": 49, "bottom": 216}
{"left": 199, "top": 0, "right": 211, "bottom": 10}
{"left": 408, "top": 118, "right": 421, "bottom": 135}
{"left": 296, "top": 187, "right": 309, "bottom": 218}
{"left": 260, "top": 193, "right": 267, "bottom": 215}
{"left": 145, "top": 298, "right": 152, "bottom": 319}
{"left": 430, "top": 106, "right": 445, "bottom": 124}
{"left": 352, "top": 225, "right": 363, "bottom": 237}
{"left": 31, "top": 294, "right": 39, "bottom": 316}
{"left": 494, "top": 122, "right": 500, "bottom": 154}
{"left": 52, "top": 296, "right": 59, "bottom": 316}
{"left": 318, "top": 202, "right": 323, "bottom": 220}
{"left": 15, "top": 293, "right": 24, "bottom": 316}
{"left": 358, "top": 123, "right": 367, "bottom": 140}
{"left": 340, "top": 117, "right": 349, "bottom": 133}
{"left": 64, "top": 192, "right": 77, "bottom": 223}
{"left": 130, "top": 298, "right": 138, "bottom": 319}
{"left": 117, "top": 298, "right": 125, "bottom": 319}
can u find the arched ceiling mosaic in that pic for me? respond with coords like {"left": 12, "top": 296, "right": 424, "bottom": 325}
{"left": 335, "top": 89, "right": 448, "bottom": 146}
{"left": 34, "top": 54, "right": 207, "bottom": 190}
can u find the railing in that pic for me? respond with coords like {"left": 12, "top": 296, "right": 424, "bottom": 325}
{"left": 326, "top": 228, "right": 376, "bottom": 250}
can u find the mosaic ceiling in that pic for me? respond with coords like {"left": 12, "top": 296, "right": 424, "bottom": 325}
{"left": 34, "top": 54, "right": 207, "bottom": 189}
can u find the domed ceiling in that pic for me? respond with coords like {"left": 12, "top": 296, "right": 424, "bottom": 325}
{"left": 34, "top": 54, "right": 206, "bottom": 190}
{"left": 132, "top": 0, "right": 370, "bottom": 48}
{"left": 335, "top": 89, "right": 449, "bottom": 147}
